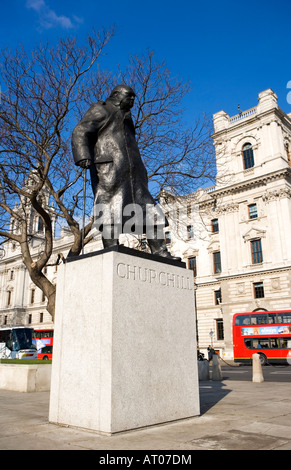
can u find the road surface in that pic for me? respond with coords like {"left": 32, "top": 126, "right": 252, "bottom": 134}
{"left": 214, "top": 364, "right": 291, "bottom": 382}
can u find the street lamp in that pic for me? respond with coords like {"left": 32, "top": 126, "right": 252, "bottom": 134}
{"left": 209, "top": 329, "right": 214, "bottom": 347}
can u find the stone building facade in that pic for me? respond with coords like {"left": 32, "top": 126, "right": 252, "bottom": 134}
{"left": 0, "top": 227, "right": 68, "bottom": 330}
{"left": 161, "top": 89, "right": 291, "bottom": 359}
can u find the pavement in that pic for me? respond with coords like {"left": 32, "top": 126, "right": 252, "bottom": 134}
{"left": 0, "top": 374, "right": 291, "bottom": 451}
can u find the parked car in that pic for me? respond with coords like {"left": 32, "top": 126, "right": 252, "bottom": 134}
{"left": 38, "top": 345, "right": 53, "bottom": 360}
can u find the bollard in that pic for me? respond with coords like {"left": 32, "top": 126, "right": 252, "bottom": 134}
{"left": 198, "top": 360, "right": 210, "bottom": 381}
{"left": 252, "top": 353, "right": 264, "bottom": 383}
{"left": 211, "top": 354, "right": 222, "bottom": 381}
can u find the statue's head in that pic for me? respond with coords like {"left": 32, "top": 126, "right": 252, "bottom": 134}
{"left": 108, "top": 85, "right": 136, "bottom": 110}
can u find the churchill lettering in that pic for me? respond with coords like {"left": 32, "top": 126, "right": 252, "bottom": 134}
{"left": 116, "top": 262, "right": 192, "bottom": 290}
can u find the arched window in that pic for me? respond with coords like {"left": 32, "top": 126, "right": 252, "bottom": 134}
{"left": 242, "top": 143, "right": 254, "bottom": 169}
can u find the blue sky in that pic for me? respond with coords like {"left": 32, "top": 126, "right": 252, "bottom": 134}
{"left": 1, "top": 0, "right": 291, "bottom": 124}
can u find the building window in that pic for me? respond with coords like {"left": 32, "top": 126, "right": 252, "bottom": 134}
{"left": 242, "top": 143, "right": 254, "bottom": 169}
{"left": 251, "top": 239, "right": 263, "bottom": 264}
{"left": 248, "top": 203, "right": 258, "bottom": 219}
{"left": 40, "top": 312, "right": 44, "bottom": 323}
{"left": 211, "top": 219, "right": 219, "bottom": 233}
{"left": 213, "top": 251, "right": 222, "bottom": 273}
{"left": 42, "top": 291, "right": 46, "bottom": 302}
{"left": 216, "top": 319, "right": 224, "bottom": 340}
{"left": 165, "top": 231, "right": 171, "bottom": 245}
{"left": 187, "top": 225, "right": 194, "bottom": 239}
{"left": 254, "top": 282, "right": 264, "bottom": 299}
{"left": 140, "top": 238, "right": 147, "bottom": 250}
{"left": 188, "top": 257, "right": 197, "bottom": 277}
{"left": 28, "top": 314, "right": 32, "bottom": 324}
{"left": 214, "top": 288, "right": 222, "bottom": 305}
{"left": 285, "top": 142, "right": 291, "bottom": 166}
{"left": 37, "top": 217, "right": 44, "bottom": 233}
{"left": 187, "top": 204, "right": 192, "bottom": 218}
{"left": 4, "top": 315, "right": 8, "bottom": 325}
{"left": 30, "top": 288, "right": 35, "bottom": 304}
{"left": 176, "top": 208, "right": 180, "bottom": 232}
{"left": 7, "top": 290, "right": 12, "bottom": 307}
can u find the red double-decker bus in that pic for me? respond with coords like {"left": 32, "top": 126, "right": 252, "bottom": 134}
{"left": 33, "top": 328, "right": 54, "bottom": 360}
{"left": 233, "top": 310, "right": 291, "bottom": 365}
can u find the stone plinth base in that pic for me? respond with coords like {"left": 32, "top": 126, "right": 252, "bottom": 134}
{"left": 49, "top": 246, "right": 200, "bottom": 434}
{"left": 0, "top": 364, "right": 51, "bottom": 392}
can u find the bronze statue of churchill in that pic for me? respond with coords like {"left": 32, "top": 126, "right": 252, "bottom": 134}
{"left": 72, "top": 85, "right": 177, "bottom": 259}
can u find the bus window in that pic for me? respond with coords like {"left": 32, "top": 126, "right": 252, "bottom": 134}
{"left": 244, "top": 339, "right": 252, "bottom": 349}
{"left": 279, "top": 338, "right": 291, "bottom": 349}
{"left": 257, "top": 315, "right": 269, "bottom": 325}
{"left": 277, "top": 312, "right": 291, "bottom": 323}
{"left": 235, "top": 315, "right": 251, "bottom": 325}
{"left": 0, "top": 330, "right": 13, "bottom": 349}
{"left": 249, "top": 314, "right": 269, "bottom": 325}
{"left": 269, "top": 338, "right": 280, "bottom": 349}
{"left": 12, "top": 328, "right": 35, "bottom": 351}
{"left": 252, "top": 338, "right": 269, "bottom": 349}
{"left": 282, "top": 313, "right": 291, "bottom": 323}
{"left": 34, "top": 329, "right": 54, "bottom": 339}
{"left": 268, "top": 314, "right": 276, "bottom": 324}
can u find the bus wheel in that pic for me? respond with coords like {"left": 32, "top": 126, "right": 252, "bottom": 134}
{"left": 258, "top": 353, "right": 267, "bottom": 366}
{"left": 42, "top": 355, "right": 49, "bottom": 360}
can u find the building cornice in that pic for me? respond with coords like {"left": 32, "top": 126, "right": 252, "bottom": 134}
{"left": 201, "top": 168, "right": 291, "bottom": 203}
{"left": 0, "top": 237, "right": 76, "bottom": 267}
{"left": 212, "top": 106, "right": 291, "bottom": 140}
{"left": 197, "top": 265, "right": 291, "bottom": 286}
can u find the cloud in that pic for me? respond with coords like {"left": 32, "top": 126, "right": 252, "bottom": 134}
{"left": 26, "top": 0, "right": 46, "bottom": 11}
{"left": 26, "top": 0, "right": 82, "bottom": 30}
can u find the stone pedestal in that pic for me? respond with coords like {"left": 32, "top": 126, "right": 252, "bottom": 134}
{"left": 49, "top": 246, "right": 200, "bottom": 434}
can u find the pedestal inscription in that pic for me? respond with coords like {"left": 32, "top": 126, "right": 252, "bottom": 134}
{"left": 116, "top": 261, "right": 192, "bottom": 289}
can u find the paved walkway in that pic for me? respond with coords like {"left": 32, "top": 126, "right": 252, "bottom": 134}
{"left": 0, "top": 378, "right": 291, "bottom": 450}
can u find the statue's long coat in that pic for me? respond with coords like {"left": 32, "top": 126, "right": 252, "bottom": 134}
{"left": 72, "top": 99, "right": 165, "bottom": 232}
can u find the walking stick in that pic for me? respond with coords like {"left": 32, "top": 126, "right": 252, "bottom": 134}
{"left": 82, "top": 167, "right": 87, "bottom": 255}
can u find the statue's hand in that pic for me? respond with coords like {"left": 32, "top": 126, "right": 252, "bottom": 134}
{"left": 78, "top": 159, "right": 91, "bottom": 169}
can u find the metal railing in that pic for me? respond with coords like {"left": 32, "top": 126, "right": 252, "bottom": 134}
{"left": 229, "top": 106, "right": 257, "bottom": 124}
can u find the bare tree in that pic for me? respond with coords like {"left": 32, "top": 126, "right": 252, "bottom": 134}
{"left": 0, "top": 42, "right": 215, "bottom": 321}
{"left": 0, "top": 29, "right": 114, "bottom": 319}
{"left": 117, "top": 51, "right": 216, "bottom": 197}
